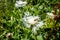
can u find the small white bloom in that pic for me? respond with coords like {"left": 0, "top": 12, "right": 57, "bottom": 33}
{"left": 28, "top": 16, "right": 39, "bottom": 25}
{"left": 22, "top": 12, "right": 40, "bottom": 28}
{"left": 23, "top": 17, "right": 31, "bottom": 28}
{"left": 32, "top": 27, "right": 37, "bottom": 34}
{"left": 32, "top": 21, "right": 44, "bottom": 34}
{"left": 23, "top": 22, "right": 31, "bottom": 28}
{"left": 22, "top": 12, "right": 44, "bottom": 34}
{"left": 36, "top": 21, "right": 44, "bottom": 28}
{"left": 23, "top": 16, "right": 39, "bottom": 28}
{"left": 47, "top": 12, "right": 54, "bottom": 19}
{"left": 6, "top": 33, "right": 13, "bottom": 39}
{"left": 15, "top": 0, "right": 27, "bottom": 8}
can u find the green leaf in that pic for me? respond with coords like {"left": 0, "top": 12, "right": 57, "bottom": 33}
{"left": 37, "top": 35, "right": 43, "bottom": 40}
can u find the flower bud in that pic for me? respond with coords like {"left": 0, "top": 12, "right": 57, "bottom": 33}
{"left": 6, "top": 33, "right": 13, "bottom": 39}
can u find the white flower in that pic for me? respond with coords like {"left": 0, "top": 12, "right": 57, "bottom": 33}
{"left": 15, "top": 0, "right": 27, "bottom": 8}
{"left": 27, "top": 16, "right": 39, "bottom": 25}
{"left": 22, "top": 12, "right": 31, "bottom": 28}
{"left": 22, "top": 12, "right": 40, "bottom": 28}
{"left": 22, "top": 12, "right": 44, "bottom": 34}
{"left": 36, "top": 21, "right": 44, "bottom": 28}
{"left": 6, "top": 33, "right": 13, "bottom": 39}
{"left": 23, "top": 21, "right": 31, "bottom": 28}
{"left": 32, "top": 21, "right": 44, "bottom": 34}
{"left": 23, "top": 16, "right": 39, "bottom": 28}
{"left": 47, "top": 12, "right": 54, "bottom": 19}
{"left": 32, "top": 27, "right": 37, "bottom": 34}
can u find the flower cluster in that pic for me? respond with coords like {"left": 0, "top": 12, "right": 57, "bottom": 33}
{"left": 15, "top": 0, "right": 27, "bottom": 8}
{"left": 47, "top": 10, "right": 60, "bottom": 20}
{"left": 47, "top": 12, "right": 55, "bottom": 19}
{"left": 22, "top": 12, "right": 44, "bottom": 34}
{"left": 32, "top": 21, "right": 44, "bottom": 34}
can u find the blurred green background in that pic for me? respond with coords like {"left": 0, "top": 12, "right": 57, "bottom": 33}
{"left": 0, "top": 0, "right": 60, "bottom": 40}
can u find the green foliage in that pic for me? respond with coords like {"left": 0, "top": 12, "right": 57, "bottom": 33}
{"left": 0, "top": 0, "right": 60, "bottom": 40}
